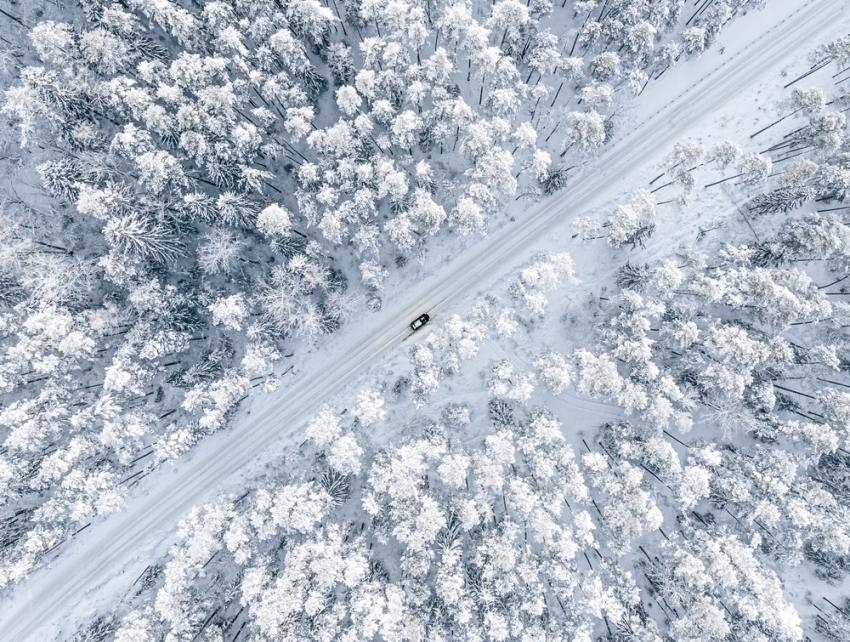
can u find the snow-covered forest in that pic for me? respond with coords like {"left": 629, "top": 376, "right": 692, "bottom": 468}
{"left": 1, "top": 0, "right": 850, "bottom": 639}
{"left": 0, "top": 0, "right": 753, "bottom": 589}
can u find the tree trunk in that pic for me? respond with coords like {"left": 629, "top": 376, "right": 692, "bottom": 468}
{"left": 703, "top": 172, "right": 743, "bottom": 188}
{"left": 749, "top": 107, "right": 801, "bottom": 138}
{"left": 550, "top": 81, "right": 564, "bottom": 108}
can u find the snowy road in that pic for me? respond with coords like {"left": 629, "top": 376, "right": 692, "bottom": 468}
{"left": 1, "top": 0, "right": 845, "bottom": 638}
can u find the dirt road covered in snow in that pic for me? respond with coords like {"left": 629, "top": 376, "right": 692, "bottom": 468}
{"left": 1, "top": 0, "right": 845, "bottom": 637}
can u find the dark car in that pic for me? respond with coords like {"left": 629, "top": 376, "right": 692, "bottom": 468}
{"left": 410, "top": 313, "right": 430, "bottom": 331}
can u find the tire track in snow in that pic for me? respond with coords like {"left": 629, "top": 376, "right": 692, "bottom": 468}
{"left": 1, "top": 0, "right": 845, "bottom": 638}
